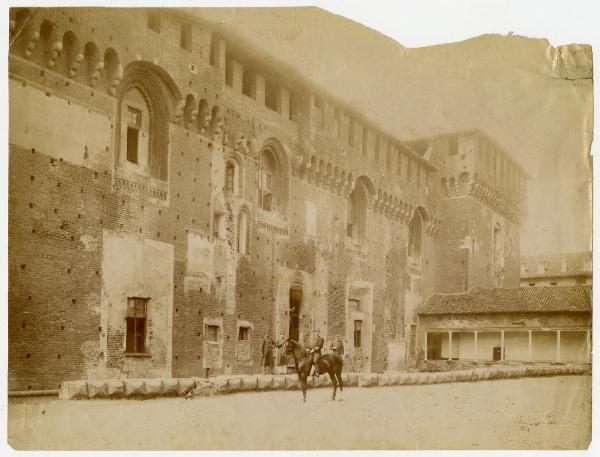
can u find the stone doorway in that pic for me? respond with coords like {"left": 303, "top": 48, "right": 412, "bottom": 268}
{"left": 289, "top": 287, "right": 302, "bottom": 342}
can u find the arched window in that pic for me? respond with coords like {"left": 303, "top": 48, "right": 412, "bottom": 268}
{"left": 225, "top": 160, "right": 236, "bottom": 194}
{"left": 117, "top": 62, "right": 180, "bottom": 181}
{"left": 346, "top": 180, "right": 368, "bottom": 242}
{"left": 256, "top": 140, "right": 290, "bottom": 218}
{"left": 408, "top": 209, "right": 425, "bottom": 258}
{"left": 259, "top": 149, "right": 276, "bottom": 211}
{"left": 237, "top": 210, "right": 251, "bottom": 255}
{"left": 120, "top": 87, "right": 149, "bottom": 166}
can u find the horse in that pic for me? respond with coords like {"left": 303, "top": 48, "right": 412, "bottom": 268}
{"left": 283, "top": 339, "right": 344, "bottom": 402}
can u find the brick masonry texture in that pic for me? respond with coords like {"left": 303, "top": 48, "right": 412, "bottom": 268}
{"left": 8, "top": 7, "right": 527, "bottom": 390}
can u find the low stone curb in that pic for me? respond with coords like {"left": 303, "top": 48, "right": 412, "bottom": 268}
{"left": 58, "top": 364, "right": 591, "bottom": 400}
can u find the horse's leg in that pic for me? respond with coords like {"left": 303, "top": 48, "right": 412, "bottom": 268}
{"left": 301, "top": 373, "right": 307, "bottom": 402}
{"left": 336, "top": 366, "right": 344, "bottom": 392}
{"left": 297, "top": 371, "right": 306, "bottom": 402}
{"left": 329, "top": 371, "right": 337, "bottom": 400}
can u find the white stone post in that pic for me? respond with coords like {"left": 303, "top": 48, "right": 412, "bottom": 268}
{"left": 448, "top": 331, "right": 453, "bottom": 361}
{"left": 556, "top": 330, "right": 561, "bottom": 362}
{"left": 587, "top": 330, "right": 591, "bottom": 362}
{"left": 473, "top": 331, "right": 478, "bottom": 361}
{"left": 500, "top": 330, "right": 505, "bottom": 361}
{"left": 424, "top": 332, "right": 428, "bottom": 361}
{"left": 528, "top": 330, "right": 533, "bottom": 362}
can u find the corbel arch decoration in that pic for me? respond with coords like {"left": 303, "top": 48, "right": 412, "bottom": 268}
{"left": 116, "top": 61, "right": 182, "bottom": 181}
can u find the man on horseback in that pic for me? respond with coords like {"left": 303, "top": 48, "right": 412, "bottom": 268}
{"left": 309, "top": 329, "right": 325, "bottom": 376}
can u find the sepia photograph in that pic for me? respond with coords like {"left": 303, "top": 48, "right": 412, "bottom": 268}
{"left": 3, "top": 0, "right": 596, "bottom": 452}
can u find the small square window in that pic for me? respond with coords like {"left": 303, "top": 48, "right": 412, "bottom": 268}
{"left": 205, "top": 324, "right": 219, "bottom": 342}
{"left": 238, "top": 327, "right": 250, "bottom": 341}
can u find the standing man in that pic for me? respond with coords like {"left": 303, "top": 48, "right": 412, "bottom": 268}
{"left": 309, "top": 329, "right": 325, "bottom": 376}
{"left": 275, "top": 332, "right": 286, "bottom": 373}
{"left": 261, "top": 331, "right": 275, "bottom": 375}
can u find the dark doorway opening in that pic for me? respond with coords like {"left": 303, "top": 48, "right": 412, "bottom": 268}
{"left": 289, "top": 287, "right": 302, "bottom": 342}
{"left": 427, "top": 333, "right": 443, "bottom": 360}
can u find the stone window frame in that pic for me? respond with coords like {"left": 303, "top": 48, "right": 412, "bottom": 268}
{"left": 115, "top": 61, "right": 181, "bottom": 183}
{"left": 255, "top": 139, "right": 291, "bottom": 225}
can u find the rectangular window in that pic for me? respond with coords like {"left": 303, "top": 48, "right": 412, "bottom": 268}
{"left": 353, "top": 320, "right": 362, "bottom": 348}
{"left": 126, "top": 297, "right": 148, "bottom": 353}
{"left": 265, "top": 80, "right": 279, "bottom": 112}
{"left": 180, "top": 23, "right": 192, "bottom": 51}
{"left": 126, "top": 106, "right": 141, "bottom": 164}
{"left": 238, "top": 326, "right": 250, "bottom": 341}
{"left": 242, "top": 69, "right": 254, "bottom": 98}
{"left": 225, "top": 58, "right": 234, "bottom": 87}
{"left": 205, "top": 324, "right": 219, "bottom": 342}
{"left": 148, "top": 13, "right": 161, "bottom": 33}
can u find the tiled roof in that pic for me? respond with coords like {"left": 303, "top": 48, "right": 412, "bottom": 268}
{"left": 419, "top": 285, "right": 592, "bottom": 315}
{"left": 521, "top": 251, "right": 592, "bottom": 279}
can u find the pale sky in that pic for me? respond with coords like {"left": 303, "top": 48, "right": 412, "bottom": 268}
{"left": 197, "top": 6, "right": 593, "bottom": 256}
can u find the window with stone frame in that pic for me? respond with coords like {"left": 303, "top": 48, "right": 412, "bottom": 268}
{"left": 126, "top": 297, "right": 148, "bottom": 354}
{"left": 205, "top": 324, "right": 219, "bottom": 342}
{"left": 238, "top": 326, "right": 250, "bottom": 341}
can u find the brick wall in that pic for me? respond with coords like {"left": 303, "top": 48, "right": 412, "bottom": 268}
{"left": 8, "top": 7, "right": 525, "bottom": 390}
